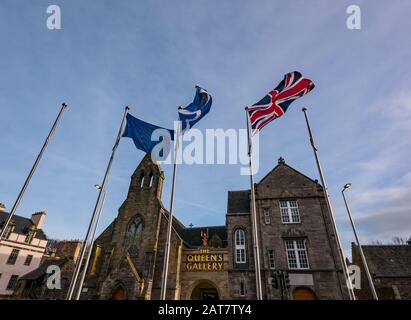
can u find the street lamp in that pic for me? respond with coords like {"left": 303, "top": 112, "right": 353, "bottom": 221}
{"left": 342, "top": 183, "right": 378, "bottom": 300}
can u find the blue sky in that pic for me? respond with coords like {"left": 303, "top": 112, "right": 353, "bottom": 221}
{"left": 1, "top": 0, "right": 410, "bottom": 257}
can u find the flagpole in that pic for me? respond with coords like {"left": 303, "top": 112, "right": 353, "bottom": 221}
{"left": 245, "top": 110, "right": 263, "bottom": 300}
{"left": 66, "top": 106, "right": 129, "bottom": 300}
{"left": 74, "top": 187, "right": 106, "bottom": 300}
{"left": 302, "top": 107, "right": 356, "bottom": 300}
{"left": 0, "top": 103, "right": 67, "bottom": 240}
{"left": 160, "top": 117, "right": 181, "bottom": 300}
{"left": 342, "top": 185, "right": 378, "bottom": 300}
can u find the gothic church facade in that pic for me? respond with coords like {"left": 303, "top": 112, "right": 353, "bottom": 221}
{"left": 82, "top": 155, "right": 349, "bottom": 300}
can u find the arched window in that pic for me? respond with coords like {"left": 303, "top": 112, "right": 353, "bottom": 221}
{"left": 139, "top": 173, "right": 144, "bottom": 188}
{"left": 126, "top": 216, "right": 144, "bottom": 256}
{"left": 148, "top": 173, "right": 154, "bottom": 187}
{"left": 235, "top": 229, "right": 246, "bottom": 263}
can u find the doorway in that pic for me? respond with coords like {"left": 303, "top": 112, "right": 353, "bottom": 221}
{"left": 111, "top": 286, "right": 126, "bottom": 300}
{"left": 190, "top": 280, "right": 219, "bottom": 300}
{"left": 293, "top": 287, "right": 317, "bottom": 300}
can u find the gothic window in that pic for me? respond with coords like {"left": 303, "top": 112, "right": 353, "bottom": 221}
{"left": 148, "top": 173, "right": 154, "bottom": 187}
{"left": 235, "top": 229, "right": 246, "bottom": 264}
{"left": 126, "top": 216, "right": 144, "bottom": 256}
{"left": 139, "top": 173, "right": 144, "bottom": 188}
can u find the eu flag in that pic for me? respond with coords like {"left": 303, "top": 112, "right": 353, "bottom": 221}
{"left": 178, "top": 85, "right": 212, "bottom": 134}
{"left": 122, "top": 113, "right": 174, "bottom": 154}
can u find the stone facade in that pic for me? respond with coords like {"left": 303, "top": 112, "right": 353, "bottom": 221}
{"left": 77, "top": 155, "right": 351, "bottom": 300}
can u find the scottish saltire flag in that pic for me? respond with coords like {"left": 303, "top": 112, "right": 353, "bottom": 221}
{"left": 246, "top": 71, "right": 315, "bottom": 135}
{"left": 122, "top": 113, "right": 174, "bottom": 154}
{"left": 178, "top": 85, "right": 212, "bottom": 134}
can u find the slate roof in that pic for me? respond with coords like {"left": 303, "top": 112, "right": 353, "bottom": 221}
{"left": 227, "top": 190, "right": 250, "bottom": 214}
{"left": 20, "top": 258, "right": 68, "bottom": 280}
{"left": 0, "top": 211, "right": 47, "bottom": 240}
{"left": 180, "top": 226, "right": 227, "bottom": 248}
{"left": 355, "top": 244, "right": 411, "bottom": 277}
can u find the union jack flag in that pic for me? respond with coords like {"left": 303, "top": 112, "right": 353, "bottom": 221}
{"left": 246, "top": 71, "right": 315, "bottom": 135}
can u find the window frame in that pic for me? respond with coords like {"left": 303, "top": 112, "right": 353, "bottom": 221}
{"left": 6, "top": 249, "right": 20, "bottom": 265}
{"left": 234, "top": 229, "right": 246, "bottom": 264}
{"left": 268, "top": 249, "right": 276, "bottom": 270}
{"left": 285, "top": 239, "right": 310, "bottom": 270}
{"left": 263, "top": 208, "right": 271, "bottom": 225}
{"left": 239, "top": 280, "right": 246, "bottom": 296}
{"left": 24, "top": 254, "right": 33, "bottom": 266}
{"left": 24, "top": 230, "right": 36, "bottom": 244}
{"left": 6, "top": 275, "right": 19, "bottom": 291}
{"left": 280, "top": 200, "right": 301, "bottom": 224}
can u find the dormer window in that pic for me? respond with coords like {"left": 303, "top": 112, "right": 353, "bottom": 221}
{"left": 1, "top": 221, "right": 15, "bottom": 239}
{"left": 24, "top": 227, "right": 36, "bottom": 244}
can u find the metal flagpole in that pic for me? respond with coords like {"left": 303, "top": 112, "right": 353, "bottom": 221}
{"left": 74, "top": 186, "right": 106, "bottom": 300}
{"left": 160, "top": 117, "right": 181, "bottom": 300}
{"left": 342, "top": 184, "right": 378, "bottom": 300}
{"left": 0, "top": 103, "right": 68, "bottom": 240}
{"left": 245, "top": 110, "right": 263, "bottom": 300}
{"left": 302, "top": 107, "right": 356, "bottom": 300}
{"left": 66, "top": 106, "right": 129, "bottom": 300}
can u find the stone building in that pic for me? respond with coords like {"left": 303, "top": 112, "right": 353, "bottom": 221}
{"left": 13, "top": 240, "right": 81, "bottom": 299}
{"left": 78, "top": 155, "right": 350, "bottom": 300}
{"left": 352, "top": 243, "right": 411, "bottom": 299}
{"left": 0, "top": 207, "right": 48, "bottom": 297}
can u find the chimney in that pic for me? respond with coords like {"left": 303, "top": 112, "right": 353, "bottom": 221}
{"left": 0, "top": 203, "right": 5, "bottom": 212}
{"left": 31, "top": 211, "right": 46, "bottom": 229}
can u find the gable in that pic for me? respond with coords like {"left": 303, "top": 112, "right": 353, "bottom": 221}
{"left": 257, "top": 160, "right": 322, "bottom": 198}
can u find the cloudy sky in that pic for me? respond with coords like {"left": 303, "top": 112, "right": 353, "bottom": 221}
{"left": 0, "top": 0, "right": 410, "bottom": 257}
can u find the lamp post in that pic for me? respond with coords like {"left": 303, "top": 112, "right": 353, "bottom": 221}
{"left": 342, "top": 183, "right": 378, "bottom": 300}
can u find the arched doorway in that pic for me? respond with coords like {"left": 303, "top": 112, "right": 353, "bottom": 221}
{"left": 293, "top": 287, "right": 317, "bottom": 300}
{"left": 190, "top": 280, "right": 219, "bottom": 300}
{"left": 111, "top": 286, "right": 126, "bottom": 300}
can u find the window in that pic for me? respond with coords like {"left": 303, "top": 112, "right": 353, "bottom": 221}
{"left": 6, "top": 275, "right": 19, "bottom": 291}
{"left": 6, "top": 249, "right": 20, "bottom": 265}
{"left": 268, "top": 250, "right": 275, "bottom": 270}
{"left": 285, "top": 239, "right": 309, "bottom": 269}
{"left": 25, "top": 230, "right": 36, "bottom": 244}
{"left": 280, "top": 200, "right": 300, "bottom": 223}
{"left": 139, "top": 173, "right": 144, "bottom": 188}
{"left": 2, "top": 225, "right": 13, "bottom": 239}
{"left": 263, "top": 208, "right": 270, "bottom": 224}
{"left": 126, "top": 216, "right": 144, "bottom": 256}
{"left": 24, "top": 255, "right": 33, "bottom": 266}
{"left": 239, "top": 280, "right": 246, "bottom": 296}
{"left": 148, "top": 173, "right": 153, "bottom": 187}
{"left": 235, "top": 229, "right": 246, "bottom": 263}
